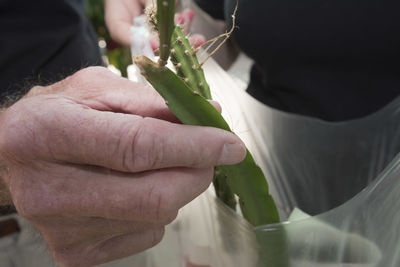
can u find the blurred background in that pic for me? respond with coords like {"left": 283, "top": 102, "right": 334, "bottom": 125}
{"left": 85, "top": 0, "right": 252, "bottom": 84}
{"left": 86, "top": 0, "right": 132, "bottom": 77}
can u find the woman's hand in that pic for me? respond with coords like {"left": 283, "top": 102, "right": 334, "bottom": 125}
{"left": 105, "top": 0, "right": 205, "bottom": 49}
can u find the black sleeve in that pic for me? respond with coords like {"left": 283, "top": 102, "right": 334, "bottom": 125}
{"left": 0, "top": 0, "right": 103, "bottom": 100}
{"left": 193, "top": 0, "right": 225, "bottom": 20}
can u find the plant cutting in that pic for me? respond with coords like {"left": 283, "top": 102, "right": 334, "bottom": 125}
{"left": 133, "top": 0, "right": 288, "bottom": 265}
{"left": 134, "top": 1, "right": 287, "bottom": 265}
{"left": 135, "top": 0, "right": 279, "bottom": 227}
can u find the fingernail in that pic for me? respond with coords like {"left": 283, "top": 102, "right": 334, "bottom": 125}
{"left": 195, "top": 37, "right": 205, "bottom": 47}
{"left": 218, "top": 142, "right": 246, "bottom": 165}
{"left": 190, "top": 34, "right": 206, "bottom": 48}
{"left": 174, "top": 14, "right": 185, "bottom": 25}
{"left": 150, "top": 38, "right": 159, "bottom": 51}
{"left": 208, "top": 100, "right": 222, "bottom": 113}
{"left": 183, "top": 9, "right": 195, "bottom": 21}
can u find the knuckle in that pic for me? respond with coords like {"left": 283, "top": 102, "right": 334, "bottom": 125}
{"left": 145, "top": 184, "right": 176, "bottom": 223}
{"left": 56, "top": 65, "right": 120, "bottom": 101}
{"left": 129, "top": 118, "right": 165, "bottom": 171}
{"left": 66, "top": 66, "right": 113, "bottom": 93}
{"left": 71, "top": 66, "right": 109, "bottom": 81}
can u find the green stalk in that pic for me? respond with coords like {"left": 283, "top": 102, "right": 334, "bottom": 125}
{"left": 134, "top": 56, "right": 279, "bottom": 226}
{"left": 149, "top": 4, "right": 236, "bottom": 209}
{"left": 168, "top": 26, "right": 237, "bottom": 209}
{"left": 170, "top": 26, "right": 211, "bottom": 99}
{"left": 213, "top": 168, "right": 237, "bottom": 210}
{"left": 156, "top": 0, "right": 175, "bottom": 66}
{"left": 140, "top": 5, "right": 287, "bottom": 264}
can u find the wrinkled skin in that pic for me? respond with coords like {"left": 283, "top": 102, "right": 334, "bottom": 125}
{"left": 0, "top": 67, "right": 245, "bottom": 267}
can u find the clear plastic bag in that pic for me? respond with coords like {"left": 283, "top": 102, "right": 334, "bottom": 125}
{"left": 129, "top": 15, "right": 155, "bottom": 84}
{"left": 143, "top": 58, "right": 400, "bottom": 267}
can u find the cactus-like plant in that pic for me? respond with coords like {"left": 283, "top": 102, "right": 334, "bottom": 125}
{"left": 134, "top": 0, "right": 279, "bottom": 227}
{"left": 156, "top": 0, "right": 175, "bottom": 66}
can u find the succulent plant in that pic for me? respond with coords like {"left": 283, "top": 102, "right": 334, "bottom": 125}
{"left": 134, "top": 0, "right": 279, "bottom": 227}
{"left": 156, "top": 0, "right": 175, "bottom": 66}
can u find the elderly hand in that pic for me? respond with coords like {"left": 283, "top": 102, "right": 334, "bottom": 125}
{"left": 0, "top": 67, "right": 245, "bottom": 267}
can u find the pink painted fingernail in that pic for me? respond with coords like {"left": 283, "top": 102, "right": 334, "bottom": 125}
{"left": 183, "top": 9, "right": 195, "bottom": 21}
{"left": 194, "top": 36, "right": 205, "bottom": 47}
{"left": 149, "top": 34, "right": 159, "bottom": 50}
{"left": 190, "top": 34, "right": 206, "bottom": 48}
{"left": 175, "top": 14, "right": 185, "bottom": 25}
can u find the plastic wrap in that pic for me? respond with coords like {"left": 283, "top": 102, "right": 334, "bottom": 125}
{"left": 128, "top": 15, "right": 155, "bottom": 83}
{"left": 126, "top": 8, "right": 400, "bottom": 263}
{"left": 139, "top": 57, "right": 400, "bottom": 267}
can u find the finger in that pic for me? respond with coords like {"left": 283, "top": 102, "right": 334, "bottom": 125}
{"left": 84, "top": 167, "right": 210, "bottom": 223}
{"left": 89, "top": 229, "right": 165, "bottom": 266}
{"left": 50, "top": 228, "right": 164, "bottom": 267}
{"left": 183, "top": 9, "right": 195, "bottom": 22}
{"left": 22, "top": 163, "right": 211, "bottom": 223}
{"left": 105, "top": 0, "right": 143, "bottom": 46}
{"left": 209, "top": 100, "right": 222, "bottom": 113}
{"left": 175, "top": 9, "right": 195, "bottom": 34}
{"left": 89, "top": 71, "right": 219, "bottom": 118}
{"left": 181, "top": 9, "right": 195, "bottom": 34}
{"left": 35, "top": 217, "right": 165, "bottom": 248}
{"left": 108, "top": 20, "right": 133, "bottom": 46}
{"left": 49, "top": 67, "right": 179, "bottom": 122}
{"left": 189, "top": 33, "right": 206, "bottom": 48}
{"left": 175, "top": 13, "right": 185, "bottom": 26}
{"left": 149, "top": 31, "right": 160, "bottom": 51}
{"left": 22, "top": 96, "right": 245, "bottom": 171}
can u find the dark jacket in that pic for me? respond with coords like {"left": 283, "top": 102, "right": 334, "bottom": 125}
{"left": 0, "top": 0, "right": 102, "bottom": 98}
{"left": 195, "top": 0, "right": 400, "bottom": 121}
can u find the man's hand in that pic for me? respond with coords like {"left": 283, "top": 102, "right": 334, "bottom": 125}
{"left": 0, "top": 67, "right": 245, "bottom": 267}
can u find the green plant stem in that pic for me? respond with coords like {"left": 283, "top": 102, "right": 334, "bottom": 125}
{"left": 214, "top": 167, "right": 237, "bottom": 210}
{"left": 156, "top": 0, "right": 175, "bottom": 66}
{"left": 134, "top": 56, "right": 280, "bottom": 226}
{"left": 170, "top": 26, "right": 211, "bottom": 99}
{"left": 168, "top": 26, "right": 237, "bottom": 208}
